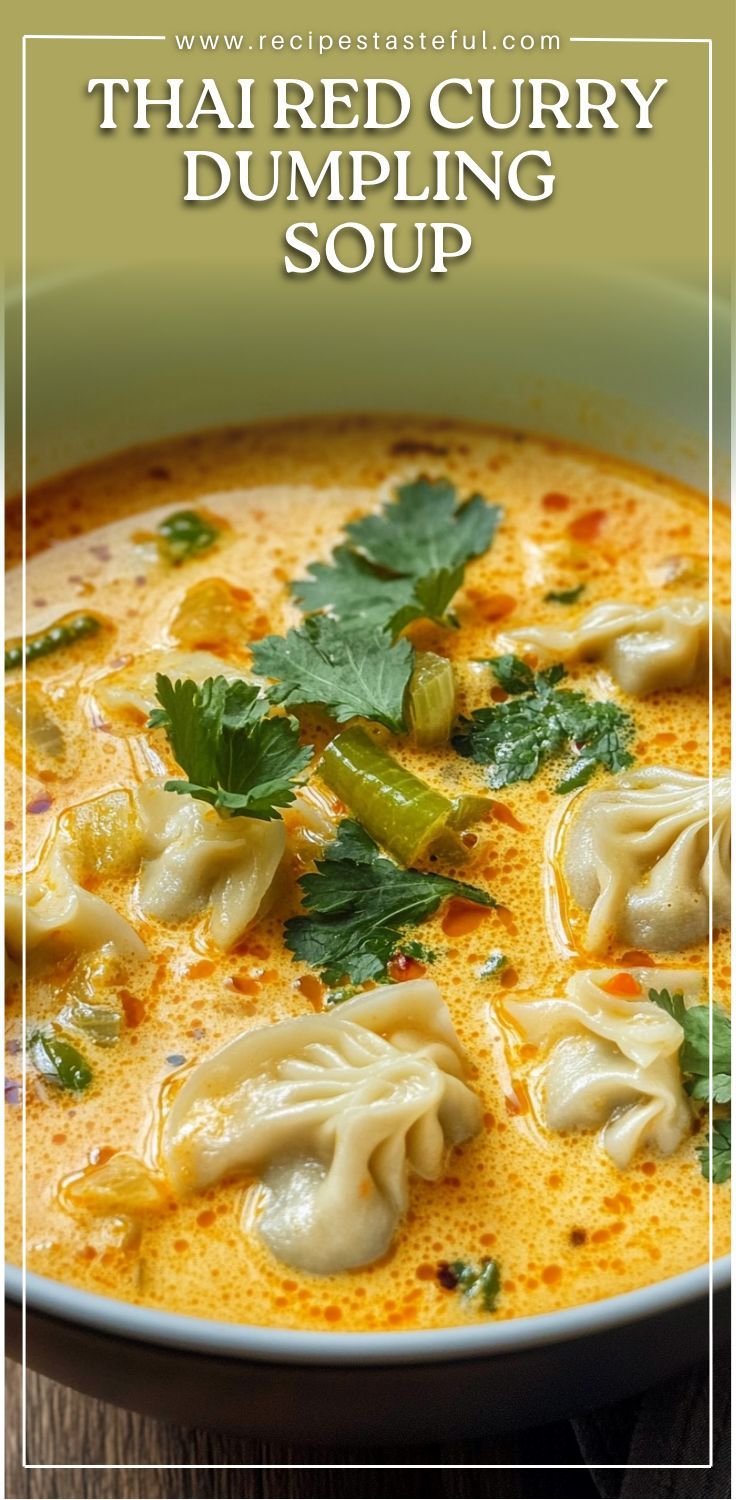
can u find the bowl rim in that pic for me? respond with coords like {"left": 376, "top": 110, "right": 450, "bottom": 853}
{"left": 7, "top": 269, "right": 730, "bottom": 1370}
{"left": 6, "top": 1257, "right": 730, "bottom": 1366}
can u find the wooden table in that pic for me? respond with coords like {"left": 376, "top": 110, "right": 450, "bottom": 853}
{"left": 5, "top": 1361, "right": 600, "bottom": 1499}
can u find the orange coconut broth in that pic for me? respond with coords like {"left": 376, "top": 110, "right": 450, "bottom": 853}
{"left": 4, "top": 417, "right": 730, "bottom": 1332}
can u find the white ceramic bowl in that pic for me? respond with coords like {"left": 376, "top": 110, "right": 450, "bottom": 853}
{"left": 5, "top": 264, "right": 730, "bottom": 1440}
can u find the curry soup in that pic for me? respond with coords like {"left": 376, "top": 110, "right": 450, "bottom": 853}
{"left": 5, "top": 416, "right": 731, "bottom": 1333}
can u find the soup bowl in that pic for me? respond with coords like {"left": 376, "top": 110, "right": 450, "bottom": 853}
{"left": 5, "top": 262, "right": 730, "bottom": 1441}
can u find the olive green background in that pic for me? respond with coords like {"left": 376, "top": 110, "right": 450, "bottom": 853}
{"left": 2, "top": 0, "right": 734, "bottom": 296}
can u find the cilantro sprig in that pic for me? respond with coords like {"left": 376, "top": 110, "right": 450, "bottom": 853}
{"left": 453, "top": 655, "right": 635, "bottom": 793}
{"left": 698, "top": 1121, "right": 731, "bottom": 1185}
{"left": 286, "top": 819, "right": 494, "bottom": 984}
{"left": 149, "top": 675, "right": 312, "bottom": 819}
{"left": 649, "top": 989, "right": 731, "bottom": 1104}
{"left": 293, "top": 478, "right": 502, "bottom": 638}
{"left": 650, "top": 988, "right": 731, "bottom": 1183}
{"left": 251, "top": 617, "right": 414, "bottom": 733}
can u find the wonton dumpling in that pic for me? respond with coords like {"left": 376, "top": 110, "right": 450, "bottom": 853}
{"left": 136, "top": 783, "right": 285, "bottom": 950}
{"left": 505, "top": 599, "right": 730, "bottom": 696}
{"left": 505, "top": 967, "right": 697, "bottom": 1167}
{"left": 162, "top": 980, "right": 481, "bottom": 1273}
{"left": 5, "top": 794, "right": 148, "bottom": 970}
{"left": 91, "top": 649, "right": 244, "bottom": 724}
{"left": 562, "top": 767, "right": 731, "bottom": 953}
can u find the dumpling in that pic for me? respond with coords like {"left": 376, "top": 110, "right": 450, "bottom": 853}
{"left": 561, "top": 766, "right": 731, "bottom": 953}
{"left": 505, "top": 599, "right": 730, "bottom": 696}
{"left": 162, "top": 979, "right": 481, "bottom": 1273}
{"left": 5, "top": 791, "right": 148, "bottom": 970}
{"left": 505, "top": 967, "right": 697, "bottom": 1167}
{"left": 136, "top": 782, "right": 285, "bottom": 950}
{"left": 91, "top": 649, "right": 244, "bottom": 725}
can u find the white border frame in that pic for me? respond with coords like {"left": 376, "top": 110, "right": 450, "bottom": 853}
{"left": 16, "top": 29, "right": 721, "bottom": 1478}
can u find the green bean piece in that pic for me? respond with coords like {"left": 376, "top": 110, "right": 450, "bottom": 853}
{"left": 29, "top": 1032, "right": 92, "bottom": 1092}
{"left": 5, "top": 614, "right": 101, "bottom": 673}
{"left": 408, "top": 652, "right": 457, "bottom": 746}
{"left": 320, "top": 725, "right": 461, "bottom": 866}
{"left": 156, "top": 509, "right": 219, "bottom": 564}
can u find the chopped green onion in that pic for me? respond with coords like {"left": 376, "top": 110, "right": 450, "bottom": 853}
{"left": 156, "top": 509, "right": 219, "bottom": 564}
{"left": 324, "top": 986, "right": 360, "bottom": 1007}
{"left": 319, "top": 725, "right": 488, "bottom": 866}
{"left": 408, "top": 652, "right": 456, "bottom": 746}
{"left": 5, "top": 614, "right": 101, "bottom": 673}
{"left": 29, "top": 1031, "right": 92, "bottom": 1092}
{"left": 479, "top": 951, "right": 507, "bottom": 978}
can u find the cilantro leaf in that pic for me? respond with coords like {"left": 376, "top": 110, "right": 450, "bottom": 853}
{"left": 250, "top": 617, "right": 414, "bottom": 732}
{"left": 453, "top": 655, "right": 635, "bottom": 792}
{"left": 486, "top": 654, "right": 536, "bottom": 695}
{"left": 293, "top": 547, "right": 418, "bottom": 634}
{"left": 293, "top": 549, "right": 463, "bottom": 639}
{"left": 156, "top": 510, "right": 219, "bottom": 564}
{"left": 346, "top": 478, "right": 502, "bottom": 577}
{"left": 544, "top": 584, "right": 586, "bottom": 605}
{"left": 649, "top": 990, "right": 731, "bottom": 1104}
{"left": 444, "top": 1257, "right": 501, "bottom": 1313}
{"left": 286, "top": 819, "right": 494, "bottom": 984}
{"left": 149, "top": 675, "right": 312, "bottom": 819}
{"left": 698, "top": 1120, "right": 731, "bottom": 1184}
{"left": 291, "top": 479, "right": 501, "bottom": 638}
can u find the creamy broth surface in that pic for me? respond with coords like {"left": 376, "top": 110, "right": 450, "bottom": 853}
{"left": 5, "top": 417, "right": 731, "bottom": 1330}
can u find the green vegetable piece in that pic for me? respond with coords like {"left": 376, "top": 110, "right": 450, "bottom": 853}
{"left": 5, "top": 614, "right": 101, "bottom": 673}
{"left": 324, "top": 986, "right": 360, "bottom": 1007}
{"left": 408, "top": 652, "right": 457, "bottom": 746}
{"left": 447, "top": 1257, "right": 501, "bottom": 1313}
{"left": 479, "top": 951, "right": 507, "bottom": 978}
{"left": 453, "top": 655, "right": 634, "bottom": 792}
{"left": 320, "top": 726, "right": 463, "bottom": 865}
{"left": 544, "top": 584, "right": 586, "bottom": 605}
{"left": 149, "top": 674, "right": 312, "bottom": 819}
{"left": 400, "top": 940, "right": 437, "bottom": 964}
{"left": 29, "top": 1032, "right": 92, "bottom": 1092}
{"left": 156, "top": 509, "right": 219, "bottom": 564}
{"left": 251, "top": 617, "right": 413, "bottom": 733}
{"left": 649, "top": 990, "right": 731, "bottom": 1104}
{"left": 346, "top": 477, "right": 502, "bottom": 577}
{"left": 697, "top": 1120, "right": 731, "bottom": 1184}
{"left": 286, "top": 819, "right": 494, "bottom": 985}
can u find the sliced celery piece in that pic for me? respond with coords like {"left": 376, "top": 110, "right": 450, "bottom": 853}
{"left": 408, "top": 652, "right": 456, "bottom": 746}
{"left": 319, "top": 725, "right": 486, "bottom": 866}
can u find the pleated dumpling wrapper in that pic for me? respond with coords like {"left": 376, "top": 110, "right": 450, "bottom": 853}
{"left": 136, "top": 782, "right": 284, "bottom": 951}
{"left": 162, "top": 980, "right": 482, "bottom": 1274}
{"left": 562, "top": 766, "right": 730, "bottom": 953}
{"left": 5, "top": 789, "right": 147, "bottom": 970}
{"left": 505, "top": 967, "right": 698, "bottom": 1168}
{"left": 504, "top": 598, "right": 730, "bottom": 697}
